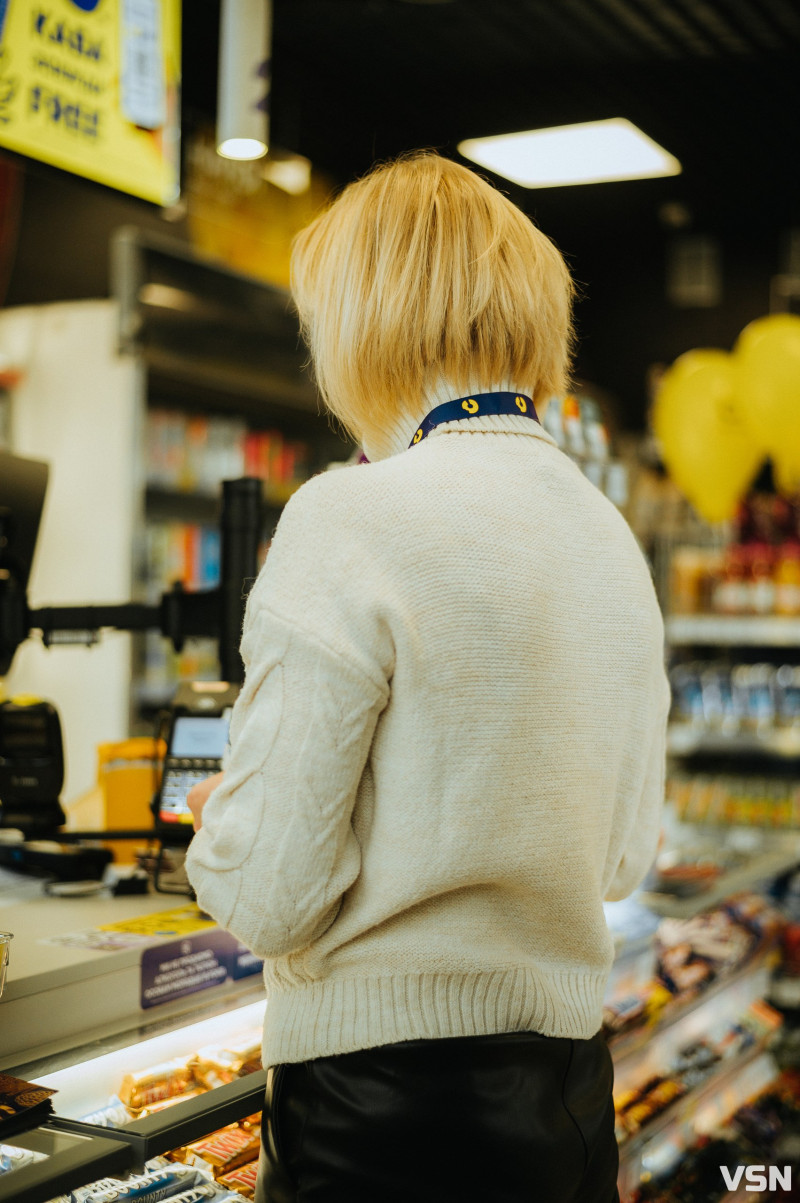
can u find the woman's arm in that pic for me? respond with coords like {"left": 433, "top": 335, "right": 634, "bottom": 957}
{"left": 603, "top": 665, "right": 671, "bottom": 902}
{"left": 184, "top": 474, "right": 392, "bottom": 959}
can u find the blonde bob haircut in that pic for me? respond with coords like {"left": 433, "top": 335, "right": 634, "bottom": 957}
{"left": 291, "top": 151, "right": 575, "bottom": 450}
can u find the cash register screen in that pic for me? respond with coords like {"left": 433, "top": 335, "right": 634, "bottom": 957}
{"left": 170, "top": 715, "right": 230, "bottom": 760}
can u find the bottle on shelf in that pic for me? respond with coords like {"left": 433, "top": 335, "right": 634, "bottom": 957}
{"left": 775, "top": 540, "right": 800, "bottom": 617}
{"left": 712, "top": 545, "right": 749, "bottom": 615}
{"left": 748, "top": 542, "right": 776, "bottom": 616}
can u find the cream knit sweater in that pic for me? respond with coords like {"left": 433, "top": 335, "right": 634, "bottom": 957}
{"left": 186, "top": 395, "right": 670, "bottom": 1068}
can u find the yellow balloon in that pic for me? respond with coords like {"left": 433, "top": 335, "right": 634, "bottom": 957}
{"left": 653, "top": 349, "right": 765, "bottom": 523}
{"left": 734, "top": 313, "right": 800, "bottom": 455}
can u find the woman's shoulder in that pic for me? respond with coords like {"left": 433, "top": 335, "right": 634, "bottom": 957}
{"left": 282, "top": 455, "right": 414, "bottom": 523}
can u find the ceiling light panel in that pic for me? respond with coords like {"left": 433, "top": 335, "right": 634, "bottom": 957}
{"left": 458, "top": 118, "right": 681, "bottom": 188}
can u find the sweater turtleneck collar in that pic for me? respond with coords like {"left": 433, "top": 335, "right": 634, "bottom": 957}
{"left": 360, "top": 380, "right": 556, "bottom": 463}
{"left": 363, "top": 377, "right": 555, "bottom": 461}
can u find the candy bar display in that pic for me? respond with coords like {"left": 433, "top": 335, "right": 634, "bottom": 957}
{"left": 0, "top": 1071, "right": 56, "bottom": 1136}
{"left": 0, "top": 1143, "right": 47, "bottom": 1173}
{"left": 0, "top": 1033, "right": 268, "bottom": 1199}
{"left": 614, "top": 999, "right": 783, "bottom": 1147}
{"left": 217, "top": 1163, "right": 258, "bottom": 1200}
{"left": 633, "top": 1135, "right": 759, "bottom": 1203}
{"left": 657, "top": 910, "right": 756, "bottom": 990}
{"left": 604, "top": 894, "right": 784, "bottom": 1045}
{"left": 119, "top": 1060, "right": 197, "bottom": 1112}
{"left": 74, "top": 1034, "right": 263, "bottom": 1131}
{"left": 616, "top": 1077, "right": 687, "bottom": 1143}
{"left": 193, "top": 1040, "right": 263, "bottom": 1092}
{"left": 668, "top": 771, "right": 800, "bottom": 828}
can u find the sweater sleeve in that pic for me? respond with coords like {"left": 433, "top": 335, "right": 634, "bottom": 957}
{"left": 603, "top": 662, "right": 671, "bottom": 903}
{"left": 184, "top": 475, "right": 392, "bottom": 959}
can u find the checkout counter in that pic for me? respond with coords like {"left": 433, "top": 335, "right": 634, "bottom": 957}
{"left": 0, "top": 863, "right": 268, "bottom": 1201}
{"left": 0, "top": 453, "right": 269, "bottom": 1201}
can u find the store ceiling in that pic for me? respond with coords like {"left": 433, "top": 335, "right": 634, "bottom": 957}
{"left": 184, "top": 0, "right": 800, "bottom": 231}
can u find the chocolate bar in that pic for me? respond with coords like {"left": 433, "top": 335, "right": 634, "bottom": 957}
{"left": 183, "top": 1123, "right": 260, "bottom": 1176}
{"left": 218, "top": 1159, "right": 260, "bottom": 1198}
{"left": 119, "top": 1060, "right": 195, "bottom": 1110}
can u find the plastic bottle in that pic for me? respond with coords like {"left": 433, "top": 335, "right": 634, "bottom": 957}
{"left": 713, "top": 546, "right": 748, "bottom": 615}
{"left": 775, "top": 541, "right": 800, "bottom": 616}
{"left": 749, "top": 542, "right": 776, "bottom": 615}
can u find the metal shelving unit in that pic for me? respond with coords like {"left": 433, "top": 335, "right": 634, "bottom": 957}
{"left": 667, "top": 724, "right": 800, "bottom": 759}
{"left": 665, "top": 615, "right": 800, "bottom": 648}
{"left": 630, "top": 560, "right": 800, "bottom": 1199}
{"left": 639, "top": 846, "right": 800, "bottom": 919}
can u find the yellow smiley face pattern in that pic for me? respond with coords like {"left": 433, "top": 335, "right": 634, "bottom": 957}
{"left": 407, "top": 391, "right": 538, "bottom": 450}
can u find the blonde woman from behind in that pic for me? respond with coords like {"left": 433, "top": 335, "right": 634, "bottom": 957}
{"left": 186, "top": 152, "right": 670, "bottom": 1203}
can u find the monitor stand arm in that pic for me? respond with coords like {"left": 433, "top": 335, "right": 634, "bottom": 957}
{"left": 0, "top": 476, "right": 264, "bottom": 683}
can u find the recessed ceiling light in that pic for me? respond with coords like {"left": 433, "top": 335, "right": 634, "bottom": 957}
{"left": 217, "top": 137, "right": 268, "bottom": 161}
{"left": 458, "top": 118, "right": 681, "bottom": 188}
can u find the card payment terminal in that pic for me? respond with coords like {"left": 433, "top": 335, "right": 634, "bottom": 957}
{"left": 156, "top": 682, "right": 239, "bottom": 828}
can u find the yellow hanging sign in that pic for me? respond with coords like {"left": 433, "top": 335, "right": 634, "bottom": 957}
{"left": 0, "top": 0, "right": 180, "bottom": 205}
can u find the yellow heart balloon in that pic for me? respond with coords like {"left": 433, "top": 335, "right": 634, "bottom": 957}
{"left": 653, "top": 348, "right": 765, "bottom": 523}
{"left": 735, "top": 313, "right": 800, "bottom": 462}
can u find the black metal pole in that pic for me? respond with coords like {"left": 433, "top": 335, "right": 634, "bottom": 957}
{"left": 219, "top": 478, "right": 263, "bottom": 684}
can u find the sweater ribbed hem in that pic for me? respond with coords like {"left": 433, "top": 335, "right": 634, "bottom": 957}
{"left": 260, "top": 967, "right": 607, "bottom": 1067}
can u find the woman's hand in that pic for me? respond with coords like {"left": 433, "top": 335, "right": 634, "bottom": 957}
{"left": 186, "top": 771, "right": 225, "bottom": 832}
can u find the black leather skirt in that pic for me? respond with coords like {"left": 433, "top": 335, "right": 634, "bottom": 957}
{"left": 255, "top": 1029, "right": 620, "bottom": 1203}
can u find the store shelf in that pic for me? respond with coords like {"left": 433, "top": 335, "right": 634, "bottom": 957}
{"left": 144, "top": 348, "right": 318, "bottom": 416}
{"left": 610, "top": 948, "right": 777, "bottom": 1068}
{"left": 665, "top": 615, "right": 800, "bottom": 647}
{"left": 618, "top": 1042, "right": 773, "bottom": 1164}
{"left": 668, "top": 724, "right": 800, "bottom": 759}
{"left": 639, "top": 847, "right": 800, "bottom": 918}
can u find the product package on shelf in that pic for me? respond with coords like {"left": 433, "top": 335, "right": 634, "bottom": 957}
{"left": 145, "top": 409, "right": 311, "bottom": 504}
{"left": 668, "top": 771, "right": 800, "bottom": 829}
{"left": 144, "top": 522, "right": 222, "bottom": 600}
{"left": 542, "top": 390, "right": 629, "bottom": 508}
{"left": 42, "top": 1163, "right": 242, "bottom": 1202}
{"left": 670, "top": 660, "right": 800, "bottom": 733}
